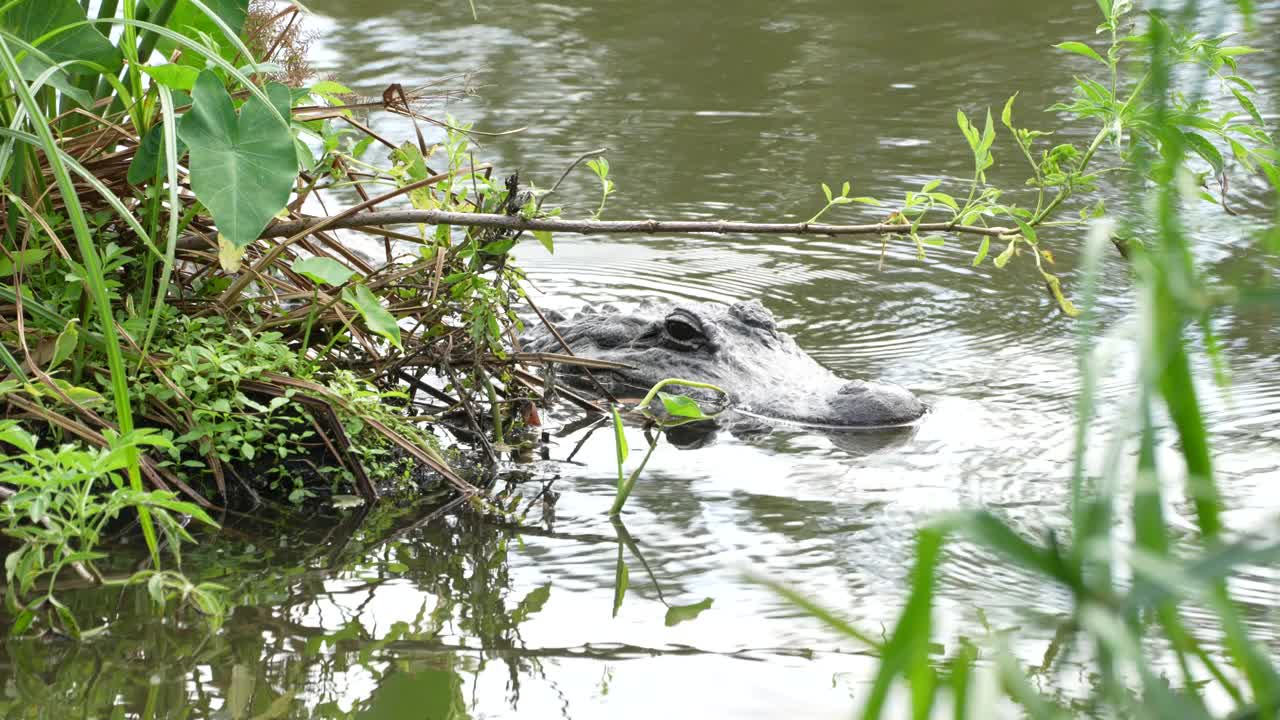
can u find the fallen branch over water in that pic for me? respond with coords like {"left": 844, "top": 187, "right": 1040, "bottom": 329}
{"left": 177, "top": 211, "right": 1019, "bottom": 250}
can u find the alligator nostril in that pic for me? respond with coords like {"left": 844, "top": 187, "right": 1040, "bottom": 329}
{"left": 838, "top": 380, "right": 869, "bottom": 396}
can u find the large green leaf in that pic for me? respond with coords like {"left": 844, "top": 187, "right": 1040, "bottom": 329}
{"left": 292, "top": 257, "right": 355, "bottom": 287}
{"left": 178, "top": 70, "right": 297, "bottom": 249}
{"left": 9, "top": 34, "right": 93, "bottom": 108}
{"left": 1, "top": 0, "right": 122, "bottom": 75}
{"left": 147, "top": 0, "right": 248, "bottom": 67}
{"left": 342, "top": 284, "right": 402, "bottom": 350}
{"left": 127, "top": 99, "right": 190, "bottom": 186}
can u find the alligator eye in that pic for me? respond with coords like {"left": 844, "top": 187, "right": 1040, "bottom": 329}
{"left": 664, "top": 316, "right": 704, "bottom": 345}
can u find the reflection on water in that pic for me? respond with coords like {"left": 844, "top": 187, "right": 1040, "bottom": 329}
{"left": 4, "top": 0, "right": 1279, "bottom": 716}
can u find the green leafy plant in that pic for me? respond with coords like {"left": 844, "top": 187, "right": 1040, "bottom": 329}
{"left": 585, "top": 156, "right": 615, "bottom": 219}
{"left": 765, "top": 2, "right": 1280, "bottom": 717}
{"left": 0, "top": 420, "right": 219, "bottom": 636}
{"left": 608, "top": 378, "right": 725, "bottom": 516}
{"left": 805, "top": 0, "right": 1275, "bottom": 315}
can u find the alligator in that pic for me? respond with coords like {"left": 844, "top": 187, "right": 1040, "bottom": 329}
{"left": 521, "top": 299, "right": 926, "bottom": 431}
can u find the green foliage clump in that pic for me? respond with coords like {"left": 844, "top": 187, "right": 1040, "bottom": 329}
{"left": 806, "top": 0, "right": 1276, "bottom": 316}
{"left": 137, "top": 317, "right": 313, "bottom": 484}
{"left": 765, "top": 2, "right": 1280, "bottom": 718}
{"left": 0, "top": 421, "right": 218, "bottom": 637}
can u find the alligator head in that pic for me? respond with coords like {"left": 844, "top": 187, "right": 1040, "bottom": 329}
{"left": 522, "top": 299, "right": 926, "bottom": 428}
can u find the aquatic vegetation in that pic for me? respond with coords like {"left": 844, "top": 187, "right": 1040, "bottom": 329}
{"left": 0, "top": 0, "right": 558, "bottom": 634}
{"left": 0, "top": 420, "right": 217, "bottom": 637}
{"left": 763, "top": 1, "right": 1280, "bottom": 717}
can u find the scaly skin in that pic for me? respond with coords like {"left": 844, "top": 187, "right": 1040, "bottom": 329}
{"left": 522, "top": 299, "right": 926, "bottom": 428}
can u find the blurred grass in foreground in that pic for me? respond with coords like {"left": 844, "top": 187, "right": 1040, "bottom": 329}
{"left": 760, "top": 1, "right": 1280, "bottom": 717}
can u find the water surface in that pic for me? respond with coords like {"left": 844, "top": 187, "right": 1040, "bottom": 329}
{"left": 3, "top": 1, "right": 1278, "bottom": 717}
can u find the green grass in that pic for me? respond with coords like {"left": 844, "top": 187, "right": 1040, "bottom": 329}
{"left": 759, "top": 1, "right": 1280, "bottom": 717}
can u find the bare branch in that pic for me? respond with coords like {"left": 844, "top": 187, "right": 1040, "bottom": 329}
{"left": 176, "top": 210, "right": 1019, "bottom": 250}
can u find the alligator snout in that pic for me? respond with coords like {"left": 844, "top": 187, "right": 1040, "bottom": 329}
{"left": 829, "top": 380, "right": 926, "bottom": 427}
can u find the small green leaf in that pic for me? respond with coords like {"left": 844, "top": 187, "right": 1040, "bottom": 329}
{"left": 852, "top": 197, "right": 882, "bottom": 206}
{"left": 1012, "top": 218, "right": 1039, "bottom": 245}
{"left": 841, "top": 180, "right": 851, "bottom": 197}
{"left": 141, "top": 63, "right": 200, "bottom": 91}
{"left": 0, "top": 248, "right": 47, "bottom": 276}
{"left": 52, "top": 601, "right": 81, "bottom": 639}
{"left": 0, "top": 423, "right": 37, "bottom": 454}
{"left": 973, "top": 236, "right": 991, "bottom": 266}
{"left": 1041, "top": 270, "right": 1080, "bottom": 317}
{"left": 978, "top": 108, "right": 996, "bottom": 158}
{"left": 665, "top": 597, "right": 714, "bottom": 627}
{"left": 147, "top": 574, "right": 166, "bottom": 608}
{"left": 27, "top": 496, "right": 46, "bottom": 524}
{"left": 291, "top": 257, "right": 355, "bottom": 287}
{"left": 993, "top": 238, "right": 1018, "bottom": 269}
{"left": 922, "top": 179, "right": 941, "bottom": 193}
{"left": 1230, "top": 87, "right": 1266, "bottom": 128}
{"left": 611, "top": 407, "right": 629, "bottom": 468}
{"left": 10, "top": 609, "right": 35, "bottom": 635}
{"left": 533, "top": 230, "right": 554, "bottom": 253}
{"left": 612, "top": 553, "right": 629, "bottom": 618}
{"left": 343, "top": 284, "right": 402, "bottom": 350}
{"left": 927, "top": 192, "right": 959, "bottom": 211}
{"left": 1217, "top": 46, "right": 1260, "bottom": 57}
{"left": 49, "top": 320, "right": 79, "bottom": 370}
{"left": 1054, "top": 41, "right": 1106, "bottom": 64}
{"left": 1001, "top": 93, "right": 1018, "bottom": 130}
{"left": 309, "top": 79, "right": 352, "bottom": 96}
{"left": 821, "top": 183, "right": 832, "bottom": 202}
{"left": 512, "top": 583, "right": 552, "bottom": 624}
{"left": 1225, "top": 75, "right": 1257, "bottom": 94}
{"left": 957, "top": 110, "right": 978, "bottom": 150}
{"left": 1182, "top": 132, "right": 1224, "bottom": 176}
{"left": 657, "top": 392, "right": 709, "bottom": 419}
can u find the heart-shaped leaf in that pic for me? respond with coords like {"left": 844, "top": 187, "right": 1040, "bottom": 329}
{"left": 179, "top": 70, "right": 297, "bottom": 249}
{"left": 128, "top": 103, "right": 190, "bottom": 185}
{"left": 147, "top": 0, "right": 249, "bottom": 68}
{"left": 291, "top": 257, "right": 355, "bottom": 287}
{"left": 342, "top": 284, "right": 402, "bottom": 350}
{"left": 1, "top": 0, "right": 122, "bottom": 76}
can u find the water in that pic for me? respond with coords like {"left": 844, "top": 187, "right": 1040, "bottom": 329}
{"left": 3, "top": 1, "right": 1279, "bottom": 717}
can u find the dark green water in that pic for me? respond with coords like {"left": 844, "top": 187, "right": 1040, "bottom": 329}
{"left": 3, "top": 1, "right": 1279, "bottom": 717}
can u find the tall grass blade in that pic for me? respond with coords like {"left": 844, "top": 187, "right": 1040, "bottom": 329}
{"left": 0, "top": 35, "right": 160, "bottom": 564}
{"left": 139, "top": 84, "right": 180, "bottom": 359}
